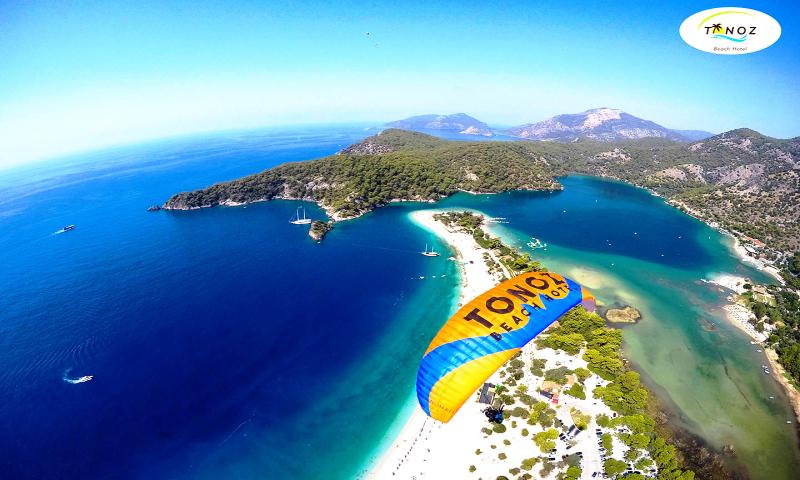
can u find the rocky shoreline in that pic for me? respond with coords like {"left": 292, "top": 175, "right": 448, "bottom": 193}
{"left": 161, "top": 189, "right": 543, "bottom": 222}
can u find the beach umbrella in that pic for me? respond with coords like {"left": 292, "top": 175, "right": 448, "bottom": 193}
{"left": 416, "top": 271, "right": 595, "bottom": 422}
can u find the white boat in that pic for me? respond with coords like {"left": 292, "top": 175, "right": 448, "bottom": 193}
{"left": 421, "top": 243, "right": 440, "bottom": 257}
{"left": 289, "top": 207, "right": 312, "bottom": 225}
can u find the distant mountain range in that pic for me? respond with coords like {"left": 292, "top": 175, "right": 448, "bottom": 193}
{"left": 506, "top": 108, "right": 713, "bottom": 142}
{"left": 386, "top": 108, "right": 714, "bottom": 142}
{"left": 385, "top": 113, "right": 493, "bottom": 137}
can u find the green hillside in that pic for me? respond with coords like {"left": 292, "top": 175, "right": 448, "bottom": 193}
{"left": 165, "top": 129, "right": 800, "bottom": 253}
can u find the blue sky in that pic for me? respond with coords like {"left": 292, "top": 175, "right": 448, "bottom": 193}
{"left": 1, "top": 0, "right": 798, "bottom": 167}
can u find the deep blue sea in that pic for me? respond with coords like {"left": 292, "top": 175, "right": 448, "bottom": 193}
{"left": 0, "top": 126, "right": 460, "bottom": 479}
{"left": 1, "top": 126, "right": 798, "bottom": 479}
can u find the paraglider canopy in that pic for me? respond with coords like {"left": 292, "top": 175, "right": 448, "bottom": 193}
{"left": 416, "top": 271, "right": 594, "bottom": 423}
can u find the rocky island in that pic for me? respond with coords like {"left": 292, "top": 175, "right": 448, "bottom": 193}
{"left": 604, "top": 306, "right": 642, "bottom": 324}
{"left": 308, "top": 220, "right": 332, "bottom": 242}
{"left": 385, "top": 113, "right": 494, "bottom": 137}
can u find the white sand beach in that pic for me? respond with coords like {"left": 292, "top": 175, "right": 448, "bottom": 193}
{"left": 365, "top": 210, "right": 500, "bottom": 479}
{"left": 705, "top": 274, "right": 750, "bottom": 294}
{"left": 409, "top": 209, "right": 506, "bottom": 304}
{"left": 722, "top": 303, "right": 767, "bottom": 343}
{"left": 367, "top": 210, "right": 644, "bottom": 480}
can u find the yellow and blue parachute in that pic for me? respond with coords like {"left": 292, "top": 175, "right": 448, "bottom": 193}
{"left": 416, "top": 271, "right": 595, "bottom": 423}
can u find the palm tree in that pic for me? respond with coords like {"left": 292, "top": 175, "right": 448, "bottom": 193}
{"left": 711, "top": 23, "right": 723, "bottom": 34}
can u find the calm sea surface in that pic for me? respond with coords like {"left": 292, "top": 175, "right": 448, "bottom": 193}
{"left": 0, "top": 127, "right": 797, "bottom": 479}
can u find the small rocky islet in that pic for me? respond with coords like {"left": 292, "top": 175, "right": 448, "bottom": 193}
{"left": 604, "top": 306, "right": 642, "bottom": 324}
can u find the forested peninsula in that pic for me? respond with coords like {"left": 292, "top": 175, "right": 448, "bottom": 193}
{"left": 164, "top": 128, "right": 799, "bottom": 254}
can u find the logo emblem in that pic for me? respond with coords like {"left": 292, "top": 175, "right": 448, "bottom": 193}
{"left": 679, "top": 7, "right": 781, "bottom": 55}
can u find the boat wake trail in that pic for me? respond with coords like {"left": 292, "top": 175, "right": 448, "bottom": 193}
{"left": 217, "top": 413, "right": 257, "bottom": 447}
{"left": 63, "top": 368, "right": 93, "bottom": 384}
{"left": 52, "top": 225, "right": 76, "bottom": 235}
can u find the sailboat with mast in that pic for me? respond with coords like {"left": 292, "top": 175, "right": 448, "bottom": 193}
{"left": 421, "top": 243, "right": 440, "bottom": 257}
{"left": 289, "top": 206, "right": 312, "bottom": 225}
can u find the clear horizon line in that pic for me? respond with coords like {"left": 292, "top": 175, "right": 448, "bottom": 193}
{"left": 3, "top": 115, "right": 795, "bottom": 174}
